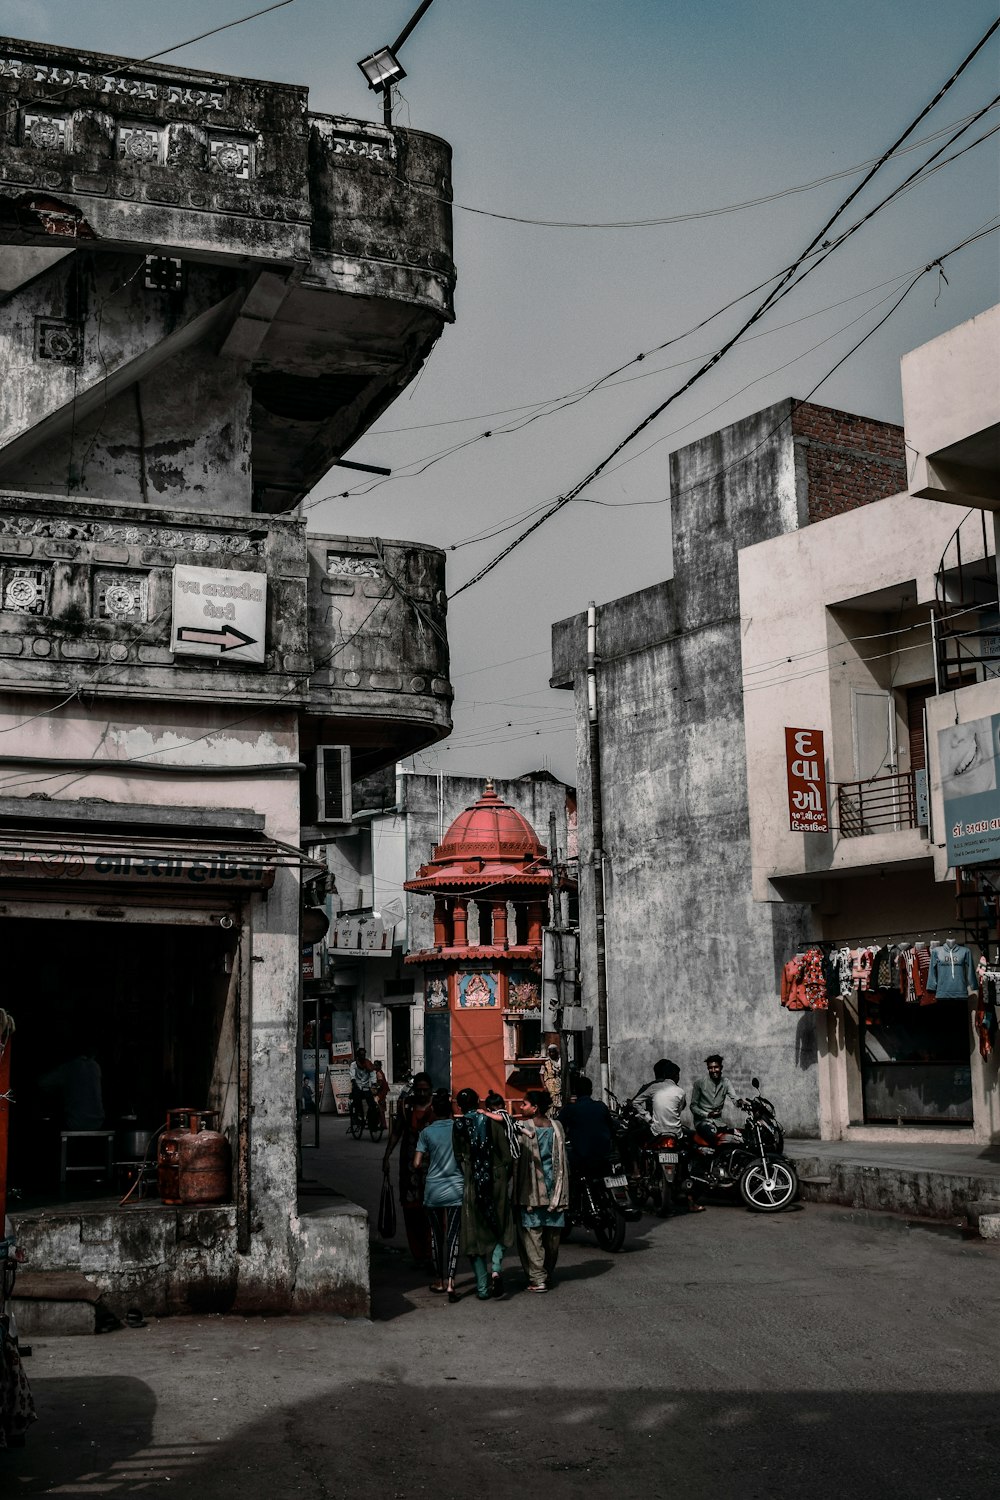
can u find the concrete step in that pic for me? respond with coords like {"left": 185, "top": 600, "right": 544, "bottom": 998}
{"left": 13, "top": 1299, "right": 96, "bottom": 1337}
{"left": 11, "top": 1268, "right": 102, "bottom": 1336}
{"left": 966, "top": 1199, "right": 1000, "bottom": 1239}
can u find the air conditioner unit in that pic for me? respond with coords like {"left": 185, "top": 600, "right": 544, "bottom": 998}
{"left": 316, "top": 746, "right": 352, "bottom": 823}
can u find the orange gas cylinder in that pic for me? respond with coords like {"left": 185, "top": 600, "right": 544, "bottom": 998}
{"left": 157, "top": 1109, "right": 231, "bottom": 1206}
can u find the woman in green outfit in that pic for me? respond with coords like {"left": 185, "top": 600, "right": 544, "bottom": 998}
{"left": 452, "top": 1086, "right": 514, "bottom": 1300}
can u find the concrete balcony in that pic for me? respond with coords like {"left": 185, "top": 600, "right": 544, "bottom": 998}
{"left": 0, "top": 36, "right": 455, "bottom": 513}
{"left": 901, "top": 305, "right": 1000, "bottom": 512}
{"left": 303, "top": 534, "right": 451, "bottom": 767}
{"left": 0, "top": 493, "right": 452, "bottom": 766}
{"left": 0, "top": 489, "right": 309, "bottom": 705}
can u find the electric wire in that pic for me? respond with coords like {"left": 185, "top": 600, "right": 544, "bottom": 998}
{"left": 741, "top": 605, "right": 969, "bottom": 677}
{"left": 16, "top": 1, "right": 298, "bottom": 111}
{"left": 310, "top": 110, "right": 1000, "bottom": 512}
{"left": 445, "top": 271, "right": 930, "bottom": 555}
{"left": 406, "top": 103, "right": 1000, "bottom": 230}
{"left": 370, "top": 261, "right": 932, "bottom": 439}
{"left": 451, "top": 218, "right": 1000, "bottom": 598}
{"left": 142, "top": 0, "right": 297, "bottom": 61}
{"left": 442, "top": 16, "right": 1000, "bottom": 592}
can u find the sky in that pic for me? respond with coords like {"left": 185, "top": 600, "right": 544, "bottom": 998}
{"left": 2, "top": 0, "right": 998, "bottom": 787}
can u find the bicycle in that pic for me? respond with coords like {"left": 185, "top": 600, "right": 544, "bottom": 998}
{"left": 348, "top": 1089, "right": 385, "bottom": 1143}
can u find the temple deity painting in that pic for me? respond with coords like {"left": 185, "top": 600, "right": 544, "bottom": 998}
{"left": 425, "top": 975, "right": 449, "bottom": 1010}
{"left": 458, "top": 971, "right": 497, "bottom": 1009}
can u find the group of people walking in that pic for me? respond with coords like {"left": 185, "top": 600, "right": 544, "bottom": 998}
{"left": 383, "top": 1076, "right": 568, "bottom": 1299}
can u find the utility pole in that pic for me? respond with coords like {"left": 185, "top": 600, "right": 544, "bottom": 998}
{"left": 587, "top": 602, "right": 610, "bottom": 1102}
{"left": 548, "top": 809, "right": 571, "bottom": 1103}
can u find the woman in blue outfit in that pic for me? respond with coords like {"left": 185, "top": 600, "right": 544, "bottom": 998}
{"left": 413, "top": 1089, "right": 465, "bottom": 1301}
{"left": 514, "top": 1089, "right": 569, "bottom": 1293}
{"left": 452, "top": 1087, "right": 514, "bottom": 1300}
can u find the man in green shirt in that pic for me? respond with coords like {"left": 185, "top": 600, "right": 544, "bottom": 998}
{"left": 690, "top": 1054, "right": 741, "bottom": 1132}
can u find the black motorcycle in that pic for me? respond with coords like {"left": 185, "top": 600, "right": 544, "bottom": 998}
{"left": 562, "top": 1154, "right": 641, "bottom": 1252}
{"left": 608, "top": 1085, "right": 683, "bottom": 1214}
{"left": 679, "top": 1078, "right": 799, "bottom": 1212}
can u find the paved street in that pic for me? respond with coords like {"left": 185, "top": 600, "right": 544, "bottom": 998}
{"left": 5, "top": 1121, "right": 1000, "bottom": 1498}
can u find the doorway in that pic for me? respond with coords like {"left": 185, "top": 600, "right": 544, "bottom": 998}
{"left": 3, "top": 913, "right": 238, "bottom": 1205}
{"left": 388, "top": 1004, "right": 411, "bottom": 1083}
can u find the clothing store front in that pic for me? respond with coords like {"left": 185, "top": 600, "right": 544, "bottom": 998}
{"left": 780, "top": 868, "right": 999, "bottom": 1142}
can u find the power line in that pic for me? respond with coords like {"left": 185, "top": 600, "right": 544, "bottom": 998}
{"left": 17, "top": 1, "right": 299, "bottom": 112}
{"left": 407, "top": 104, "right": 1000, "bottom": 230}
{"left": 449, "top": 206, "right": 999, "bottom": 600}
{"left": 445, "top": 271, "right": 927, "bottom": 555}
{"left": 143, "top": 1, "right": 297, "bottom": 61}
{"left": 310, "top": 103, "right": 1000, "bottom": 512}
{"left": 363, "top": 263, "right": 930, "bottom": 441}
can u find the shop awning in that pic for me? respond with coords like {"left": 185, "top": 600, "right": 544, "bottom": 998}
{"left": 0, "top": 827, "right": 321, "bottom": 892}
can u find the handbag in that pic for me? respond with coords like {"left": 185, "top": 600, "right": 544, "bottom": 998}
{"left": 377, "top": 1176, "right": 397, "bottom": 1239}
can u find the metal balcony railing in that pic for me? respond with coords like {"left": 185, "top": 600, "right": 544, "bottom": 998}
{"left": 836, "top": 771, "right": 920, "bottom": 837}
{"left": 934, "top": 508, "right": 997, "bottom": 691}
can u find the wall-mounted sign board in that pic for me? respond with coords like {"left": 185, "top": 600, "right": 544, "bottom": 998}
{"left": 171, "top": 564, "right": 267, "bottom": 665}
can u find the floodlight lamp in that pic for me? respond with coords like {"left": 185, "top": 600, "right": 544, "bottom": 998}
{"left": 357, "top": 47, "right": 406, "bottom": 92}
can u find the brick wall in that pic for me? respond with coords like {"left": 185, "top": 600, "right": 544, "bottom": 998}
{"left": 791, "top": 402, "right": 906, "bottom": 522}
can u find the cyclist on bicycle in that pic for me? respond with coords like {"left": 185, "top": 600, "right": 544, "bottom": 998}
{"left": 349, "top": 1046, "right": 377, "bottom": 1124}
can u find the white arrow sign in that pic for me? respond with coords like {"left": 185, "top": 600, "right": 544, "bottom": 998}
{"left": 171, "top": 565, "right": 267, "bottom": 665}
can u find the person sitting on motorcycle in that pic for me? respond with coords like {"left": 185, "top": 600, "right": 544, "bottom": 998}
{"left": 690, "top": 1054, "right": 742, "bottom": 1142}
{"left": 644, "top": 1058, "right": 704, "bottom": 1215}
{"left": 559, "top": 1075, "right": 613, "bottom": 1175}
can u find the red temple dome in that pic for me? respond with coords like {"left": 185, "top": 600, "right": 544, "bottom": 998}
{"left": 405, "top": 781, "right": 550, "bottom": 890}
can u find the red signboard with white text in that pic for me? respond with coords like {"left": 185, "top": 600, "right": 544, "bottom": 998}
{"left": 785, "top": 727, "right": 829, "bottom": 832}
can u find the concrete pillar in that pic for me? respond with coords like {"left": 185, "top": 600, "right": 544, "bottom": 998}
{"left": 433, "top": 897, "right": 451, "bottom": 948}
{"left": 527, "top": 902, "right": 544, "bottom": 946}
{"left": 453, "top": 899, "right": 469, "bottom": 948}
{"left": 491, "top": 900, "right": 508, "bottom": 948}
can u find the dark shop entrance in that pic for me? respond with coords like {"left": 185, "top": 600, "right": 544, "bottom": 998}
{"left": 4, "top": 912, "right": 240, "bottom": 1209}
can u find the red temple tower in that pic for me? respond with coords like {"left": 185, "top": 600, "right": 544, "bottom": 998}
{"left": 404, "top": 782, "right": 557, "bottom": 1102}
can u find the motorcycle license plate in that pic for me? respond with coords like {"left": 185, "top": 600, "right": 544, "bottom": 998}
{"left": 604, "top": 1175, "right": 628, "bottom": 1189}
{"left": 658, "top": 1151, "right": 679, "bottom": 1164}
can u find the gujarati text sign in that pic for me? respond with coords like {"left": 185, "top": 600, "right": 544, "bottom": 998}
{"left": 171, "top": 564, "right": 267, "bottom": 665}
{"left": 785, "top": 727, "right": 829, "bottom": 833}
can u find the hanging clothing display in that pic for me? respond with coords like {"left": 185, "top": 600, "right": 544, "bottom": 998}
{"left": 976, "top": 955, "right": 1000, "bottom": 1060}
{"left": 780, "top": 947, "right": 828, "bottom": 1011}
{"left": 927, "top": 941, "right": 976, "bottom": 1000}
{"left": 779, "top": 939, "right": 964, "bottom": 1010}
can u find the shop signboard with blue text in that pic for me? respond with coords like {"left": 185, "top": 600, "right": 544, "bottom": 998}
{"left": 939, "top": 714, "right": 1000, "bottom": 866}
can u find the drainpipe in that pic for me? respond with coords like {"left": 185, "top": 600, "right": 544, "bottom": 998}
{"left": 587, "top": 602, "right": 610, "bottom": 1103}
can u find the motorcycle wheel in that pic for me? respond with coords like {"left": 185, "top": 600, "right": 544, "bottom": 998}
{"left": 739, "top": 1159, "right": 798, "bottom": 1212}
{"left": 593, "top": 1206, "right": 627, "bottom": 1253}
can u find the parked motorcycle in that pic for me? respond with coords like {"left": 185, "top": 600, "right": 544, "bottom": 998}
{"left": 562, "top": 1155, "right": 641, "bottom": 1252}
{"left": 679, "top": 1078, "right": 798, "bottom": 1212}
{"left": 608, "top": 1086, "right": 682, "bottom": 1214}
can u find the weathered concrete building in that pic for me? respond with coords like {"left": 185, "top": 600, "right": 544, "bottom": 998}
{"left": 0, "top": 35, "right": 455, "bottom": 1317}
{"left": 551, "top": 402, "right": 910, "bottom": 1134}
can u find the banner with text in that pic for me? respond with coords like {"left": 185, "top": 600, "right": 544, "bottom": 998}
{"left": 939, "top": 714, "right": 1000, "bottom": 867}
{"left": 785, "top": 727, "right": 829, "bottom": 833}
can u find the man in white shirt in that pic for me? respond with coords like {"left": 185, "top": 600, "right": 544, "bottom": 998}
{"left": 642, "top": 1058, "right": 705, "bottom": 1216}
{"left": 647, "top": 1057, "right": 686, "bottom": 1134}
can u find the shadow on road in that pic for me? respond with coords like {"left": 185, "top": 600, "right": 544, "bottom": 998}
{"left": 8, "top": 1372, "right": 999, "bottom": 1499}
